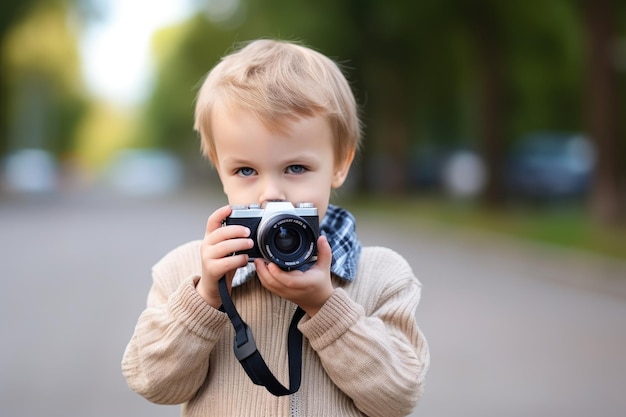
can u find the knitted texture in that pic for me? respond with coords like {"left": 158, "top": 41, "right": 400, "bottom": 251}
{"left": 122, "top": 241, "right": 429, "bottom": 417}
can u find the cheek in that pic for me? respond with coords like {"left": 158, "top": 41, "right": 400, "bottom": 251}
{"left": 218, "top": 176, "right": 245, "bottom": 203}
{"left": 310, "top": 194, "right": 331, "bottom": 220}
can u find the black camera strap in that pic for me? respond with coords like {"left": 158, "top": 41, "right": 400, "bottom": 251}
{"left": 218, "top": 276, "right": 305, "bottom": 396}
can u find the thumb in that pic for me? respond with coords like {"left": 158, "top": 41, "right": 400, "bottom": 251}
{"left": 315, "top": 234, "right": 333, "bottom": 271}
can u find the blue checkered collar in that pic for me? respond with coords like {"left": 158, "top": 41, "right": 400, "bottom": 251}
{"left": 232, "top": 204, "right": 361, "bottom": 287}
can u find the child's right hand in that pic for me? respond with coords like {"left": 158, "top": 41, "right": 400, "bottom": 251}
{"left": 197, "top": 205, "right": 254, "bottom": 309}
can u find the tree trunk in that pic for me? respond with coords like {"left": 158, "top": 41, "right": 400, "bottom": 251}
{"left": 583, "top": 0, "right": 624, "bottom": 225}
{"left": 478, "top": 32, "right": 506, "bottom": 206}
{"left": 376, "top": 64, "right": 410, "bottom": 194}
{"left": 467, "top": 2, "right": 507, "bottom": 207}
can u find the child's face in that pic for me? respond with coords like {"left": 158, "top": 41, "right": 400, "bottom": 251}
{"left": 211, "top": 106, "right": 352, "bottom": 220}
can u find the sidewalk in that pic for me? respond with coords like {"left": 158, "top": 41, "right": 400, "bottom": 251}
{"left": 354, "top": 208, "right": 626, "bottom": 299}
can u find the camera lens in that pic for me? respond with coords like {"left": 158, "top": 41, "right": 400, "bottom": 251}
{"left": 257, "top": 214, "right": 317, "bottom": 270}
{"left": 274, "top": 226, "right": 301, "bottom": 254}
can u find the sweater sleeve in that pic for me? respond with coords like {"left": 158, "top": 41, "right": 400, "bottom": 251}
{"left": 121, "top": 243, "right": 229, "bottom": 405}
{"left": 298, "top": 247, "right": 430, "bottom": 417}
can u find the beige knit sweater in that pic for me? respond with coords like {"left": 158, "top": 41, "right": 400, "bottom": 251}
{"left": 122, "top": 241, "right": 429, "bottom": 417}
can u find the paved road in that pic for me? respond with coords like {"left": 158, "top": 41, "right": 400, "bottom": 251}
{"left": 1, "top": 188, "right": 625, "bottom": 417}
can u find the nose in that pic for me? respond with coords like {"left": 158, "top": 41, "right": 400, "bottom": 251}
{"left": 259, "top": 176, "right": 286, "bottom": 206}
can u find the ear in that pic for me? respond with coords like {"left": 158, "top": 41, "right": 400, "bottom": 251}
{"left": 331, "top": 148, "right": 356, "bottom": 189}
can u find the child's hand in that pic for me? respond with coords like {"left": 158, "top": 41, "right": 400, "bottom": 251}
{"left": 255, "top": 234, "right": 334, "bottom": 317}
{"left": 198, "top": 205, "right": 254, "bottom": 309}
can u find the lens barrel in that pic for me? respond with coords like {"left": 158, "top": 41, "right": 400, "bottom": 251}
{"left": 257, "top": 213, "right": 317, "bottom": 269}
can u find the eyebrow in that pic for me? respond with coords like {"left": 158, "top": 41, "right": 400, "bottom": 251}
{"left": 220, "top": 153, "right": 321, "bottom": 167}
{"left": 282, "top": 153, "right": 321, "bottom": 165}
{"left": 220, "top": 157, "right": 254, "bottom": 167}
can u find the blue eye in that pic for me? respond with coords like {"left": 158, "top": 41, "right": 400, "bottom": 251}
{"left": 286, "top": 165, "right": 307, "bottom": 174}
{"left": 237, "top": 167, "right": 256, "bottom": 177}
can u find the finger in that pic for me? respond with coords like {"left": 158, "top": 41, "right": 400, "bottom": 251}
{"left": 206, "top": 237, "right": 253, "bottom": 260}
{"left": 205, "top": 205, "right": 232, "bottom": 235}
{"left": 254, "top": 258, "right": 279, "bottom": 287}
{"left": 202, "top": 251, "right": 249, "bottom": 282}
{"left": 205, "top": 224, "right": 251, "bottom": 245}
{"left": 217, "top": 253, "right": 250, "bottom": 275}
{"left": 254, "top": 258, "right": 270, "bottom": 277}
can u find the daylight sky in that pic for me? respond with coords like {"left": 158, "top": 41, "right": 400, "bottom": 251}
{"left": 80, "top": 0, "right": 195, "bottom": 105}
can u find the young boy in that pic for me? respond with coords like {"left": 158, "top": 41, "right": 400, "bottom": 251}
{"left": 122, "top": 39, "right": 429, "bottom": 417}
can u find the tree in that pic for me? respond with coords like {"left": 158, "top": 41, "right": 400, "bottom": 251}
{"left": 0, "top": 1, "right": 40, "bottom": 157}
{"left": 1, "top": 0, "right": 102, "bottom": 159}
{"left": 135, "top": 14, "right": 250, "bottom": 156}
{"left": 582, "top": 0, "right": 624, "bottom": 225}
{"left": 459, "top": 0, "right": 509, "bottom": 206}
{"left": 140, "top": 0, "right": 620, "bottom": 213}
{"left": 2, "top": 1, "right": 87, "bottom": 156}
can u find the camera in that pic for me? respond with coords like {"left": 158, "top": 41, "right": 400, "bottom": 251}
{"left": 224, "top": 202, "right": 319, "bottom": 270}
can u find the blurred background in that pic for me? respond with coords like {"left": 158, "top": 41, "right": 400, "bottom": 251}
{"left": 1, "top": 0, "right": 626, "bottom": 416}
{"left": 1, "top": 0, "right": 625, "bottom": 250}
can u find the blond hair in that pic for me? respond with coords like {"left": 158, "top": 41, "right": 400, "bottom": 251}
{"left": 194, "top": 39, "right": 361, "bottom": 165}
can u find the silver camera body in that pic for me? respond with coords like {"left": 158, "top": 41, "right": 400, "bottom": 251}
{"left": 224, "top": 202, "right": 319, "bottom": 271}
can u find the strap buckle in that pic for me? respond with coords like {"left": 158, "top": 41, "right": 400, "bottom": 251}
{"left": 218, "top": 276, "right": 304, "bottom": 396}
{"left": 233, "top": 323, "right": 257, "bottom": 361}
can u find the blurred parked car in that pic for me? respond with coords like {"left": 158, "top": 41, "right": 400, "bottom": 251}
{"left": 103, "top": 149, "right": 183, "bottom": 196}
{"left": 505, "top": 132, "right": 595, "bottom": 200}
{"left": 441, "top": 149, "right": 486, "bottom": 198}
{"left": 410, "top": 143, "right": 486, "bottom": 198}
{"left": 2, "top": 148, "right": 58, "bottom": 193}
{"left": 409, "top": 143, "right": 451, "bottom": 190}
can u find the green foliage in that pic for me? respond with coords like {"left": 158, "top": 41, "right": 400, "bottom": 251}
{"left": 341, "top": 195, "right": 626, "bottom": 260}
{"left": 141, "top": 1, "right": 588, "bottom": 149}
{"left": 2, "top": 1, "right": 88, "bottom": 155}
{"left": 504, "top": 0, "right": 585, "bottom": 141}
{"left": 131, "top": 0, "right": 611, "bottom": 198}
{"left": 3, "top": 0, "right": 622, "bottom": 222}
{"left": 136, "top": 15, "right": 244, "bottom": 154}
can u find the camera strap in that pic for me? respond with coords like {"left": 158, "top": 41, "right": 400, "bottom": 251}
{"left": 218, "top": 276, "right": 305, "bottom": 396}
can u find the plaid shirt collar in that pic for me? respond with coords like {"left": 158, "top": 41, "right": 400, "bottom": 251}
{"left": 320, "top": 204, "right": 361, "bottom": 281}
{"left": 232, "top": 204, "right": 361, "bottom": 287}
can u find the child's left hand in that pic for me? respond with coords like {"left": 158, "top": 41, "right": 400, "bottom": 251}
{"left": 254, "top": 234, "right": 334, "bottom": 317}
